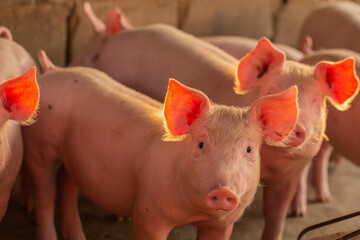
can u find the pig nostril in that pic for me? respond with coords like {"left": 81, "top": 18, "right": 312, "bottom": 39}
{"left": 211, "top": 196, "right": 218, "bottom": 202}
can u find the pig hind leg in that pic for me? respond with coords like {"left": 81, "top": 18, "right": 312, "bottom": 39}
{"left": 57, "top": 165, "right": 86, "bottom": 240}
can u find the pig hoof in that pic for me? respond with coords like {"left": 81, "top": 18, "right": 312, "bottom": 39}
{"left": 115, "top": 215, "right": 132, "bottom": 222}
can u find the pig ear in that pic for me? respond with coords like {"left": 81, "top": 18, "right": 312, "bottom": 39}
{"left": 314, "top": 57, "right": 360, "bottom": 111}
{"left": 248, "top": 86, "right": 299, "bottom": 144}
{"left": 0, "top": 67, "right": 39, "bottom": 122}
{"left": 163, "top": 79, "right": 210, "bottom": 136}
{"left": 37, "top": 50, "right": 56, "bottom": 72}
{"left": 301, "top": 35, "right": 313, "bottom": 55}
{"left": 84, "top": 1, "right": 106, "bottom": 33}
{"left": 0, "top": 26, "right": 13, "bottom": 40}
{"left": 235, "top": 37, "right": 286, "bottom": 94}
{"left": 105, "top": 7, "right": 133, "bottom": 37}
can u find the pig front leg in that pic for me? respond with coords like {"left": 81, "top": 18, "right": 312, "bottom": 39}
{"left": 24, "top": 152, "right": 58, "bottom": 240}
{"left": 311, "top": 141, "right": 333, "bottom": 202}
{"left": 194, "top": 221, "right": 234, "bottom": 240}
{"left": 0, "top": 187, "right": 11, "bottom": 221}
{"left": 132, "top": 203, "right": 172, "bottom": 240}
{"left": 57, "top": 165, "right": 86, "bottom": 240}
{"left": 20, "top": 164, "right": 35, "bottom": 212}
{"left": 261, "top": 177, "right": 300, "bottom": 240}
{"left": 291, "top": 162, "right": 310, "bottom": 216}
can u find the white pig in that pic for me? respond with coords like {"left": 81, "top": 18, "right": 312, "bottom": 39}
{"left": 73, "top": 4, "right": 360, "bottom": 240}
{"left": 0, "top": 26, "right": 39, "bottom": 221}
{"left": 292, "top": 38, "right": 360, "bottom": 216}
{"left": 22, "top": 50, "right": 299, "bottom": 240}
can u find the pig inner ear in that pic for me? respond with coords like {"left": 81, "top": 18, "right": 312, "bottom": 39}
{"left": 0, "top": 67, "right": 39, "bottom": 122}
{"left": 248, "top": 86, "right": 299, "bottom": 144}
{"left": 235, "top": 37, "right": 285, "bottom": 94}
{"left": 163, "top": 79, "right": 210, "bottom": 136}
{"left": 315, "top": 57, "right": 360, "bottom": 111}
{"left": 105, "top": 8, "right": 133, "bottom": 38}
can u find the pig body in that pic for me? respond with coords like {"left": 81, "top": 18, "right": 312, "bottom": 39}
{"left": 203, "top": 36, "right": 304, "bottom": 61}
{"left": 74, "top": 23, "right": 258, "bottom": 107}
{"left": 73, "top": 5, "right": 360, "bottom": 240}
{"left": 299, "top": 1, "right": 360, "bottom": 53}
{"left": 0, "top": 27, "right": 39, "bottom": 221}
{"left": 24, "top": 51, "right": 299, "bottom": 240}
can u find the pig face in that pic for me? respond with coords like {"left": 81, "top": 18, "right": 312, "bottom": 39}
{"left": 71, "top": 1, "right": 132, "bottom": 67}
{"left": 163, "top": 80, "right": 299, "bottom": 216}
{"left": 236, "top": 38, "right": 359, "bottom": 154}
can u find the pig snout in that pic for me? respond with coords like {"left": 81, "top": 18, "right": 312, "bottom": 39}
{"left": 205, "top": 187, "right": 239, "bottom": 211}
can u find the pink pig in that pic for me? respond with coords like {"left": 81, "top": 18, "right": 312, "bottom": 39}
{"left": 22, "top": 50, "right": 299, "bottom": 240}
{"left": 299, "top": 1, "right": 360, "bottom": 53}
{"left": 73, "top": 4, "right": 359, "bottom": 240}
{"left": 0, "top": 26, "right": 39, "bottom": 221}
{"left": 291, "top": 37, "right": 360, "bottom": 216}
{"left": 202, "top": 36, "right": 304, "bottom": 61}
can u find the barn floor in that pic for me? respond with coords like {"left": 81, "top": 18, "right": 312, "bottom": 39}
{"left": 1, "top": 160, "right": 359, "bottom": 240}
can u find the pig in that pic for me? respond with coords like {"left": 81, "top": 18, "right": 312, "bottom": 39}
{"left": 202, "top": 36, "right": 304, "bottom": 61}
{"left": 22, "top": 50, "right": 299, "bottom": 240}
{"left": 298, "top": 1, "right": 360, "bottom": 53}
{"left": 0, "top": 26, "right": 39, "bottom": 221}
{"left": 73, "top": 4, "right": 360, "bottom": 240}
{"left": 292, "top": 37, "right": 360, "bottom": 216}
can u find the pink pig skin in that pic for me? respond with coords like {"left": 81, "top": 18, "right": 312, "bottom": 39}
{"left": 72, "top": 4, "right": 360, "bottom": 240}
{"left": 292, "top": 45, "right": 360, "bottom": 216}
{"left": 22, "top": 50, "right": 299, "bottom": 240}
{"left": 299, "top": 1, "right": 360, "bottom": 53}
{"left": 203, "top": 36, "right": 304, "bottom": 61}
{"left": 0, "top": 26, "right": 39, "bottom": 221}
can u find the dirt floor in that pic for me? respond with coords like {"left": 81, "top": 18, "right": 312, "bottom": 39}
{"left": 0, "top": 160, "right": 359, "bottom": 240}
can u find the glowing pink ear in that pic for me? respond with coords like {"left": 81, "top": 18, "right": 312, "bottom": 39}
{"left": 235, "top": 37, "right": 285, "bottom": 93}
{"left": 163, "top": 79, "right": 210, "bottom": 136}
{"left": 0, "top": 67, "right": 39, "bottom": 121}
{"left": 105, "top": 7, "right": 133, "bottom": 37}
{"left": 249, "top": 86, "right": 299, "bottom": 144}
{"left": 314, "top": 57, "right": 359, "bottom": 111}
{"left": 84, "top": 1, "right": 106, "bottom": 33}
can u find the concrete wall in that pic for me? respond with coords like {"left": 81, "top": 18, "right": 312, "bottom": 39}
{"left": 0, "top": 0, "right": 354, "bottom": 67}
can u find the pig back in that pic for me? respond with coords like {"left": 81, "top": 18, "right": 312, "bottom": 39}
{"left": 25, "top": 66, "right": 165, "bottom": 215}
{"left": 95, "top": 24, "right": 240, "bottom": 104}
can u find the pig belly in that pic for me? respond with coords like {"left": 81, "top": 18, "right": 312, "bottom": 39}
{"left": 326, "top": 106, "right": 360, "bottom": 166}
{"left": 62, "top": 147, "right": 138, "bottom": 217}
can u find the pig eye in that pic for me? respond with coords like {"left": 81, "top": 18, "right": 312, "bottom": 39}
{"left": 199, "top": 142, "right": 204, "bottom": 149}
{"left": 247, "top": 146, "right": 252, "bottom": 153}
